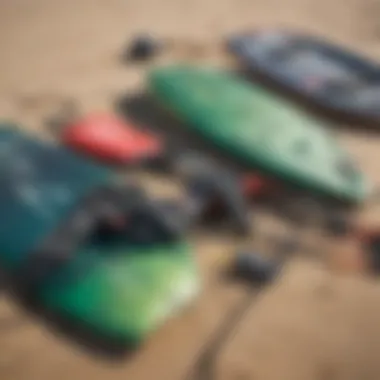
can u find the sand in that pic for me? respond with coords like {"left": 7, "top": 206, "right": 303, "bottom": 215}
{"left": 1, "top": 0, "right": 380, "bottom": 379}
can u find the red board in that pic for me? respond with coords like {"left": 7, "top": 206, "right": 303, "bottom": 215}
{"left": 61, "top": 113, "right": 163, "bottom": 165}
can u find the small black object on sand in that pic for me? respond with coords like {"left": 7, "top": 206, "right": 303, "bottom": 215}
{"left": 125, "top": 34, "right": 164, "bottom": 62}
{"left": 233, "top": 251, "right": 282, "bottom": 285}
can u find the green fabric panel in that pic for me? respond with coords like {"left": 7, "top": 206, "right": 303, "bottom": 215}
{"left": 40, "top": 242, "right": 199, "bottom": 344}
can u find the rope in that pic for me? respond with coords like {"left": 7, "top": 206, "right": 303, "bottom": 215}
{"left": 185, "top": 287, "right": 257, "bottom": 380}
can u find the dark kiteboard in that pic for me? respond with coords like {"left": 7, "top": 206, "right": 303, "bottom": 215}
{"left": 227, "top": 29, "right": 380, "bottom": 123}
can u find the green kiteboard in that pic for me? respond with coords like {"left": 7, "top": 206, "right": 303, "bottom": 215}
{"left": 148, "top": 65, "right": 369, "bottom": 203}
{"left": 0, "top": 125, "right": 199, "bottom": 345}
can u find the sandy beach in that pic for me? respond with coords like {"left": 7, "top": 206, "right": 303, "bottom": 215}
{"left": 2, "top": 0, "right": 380, "bottom": 379}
